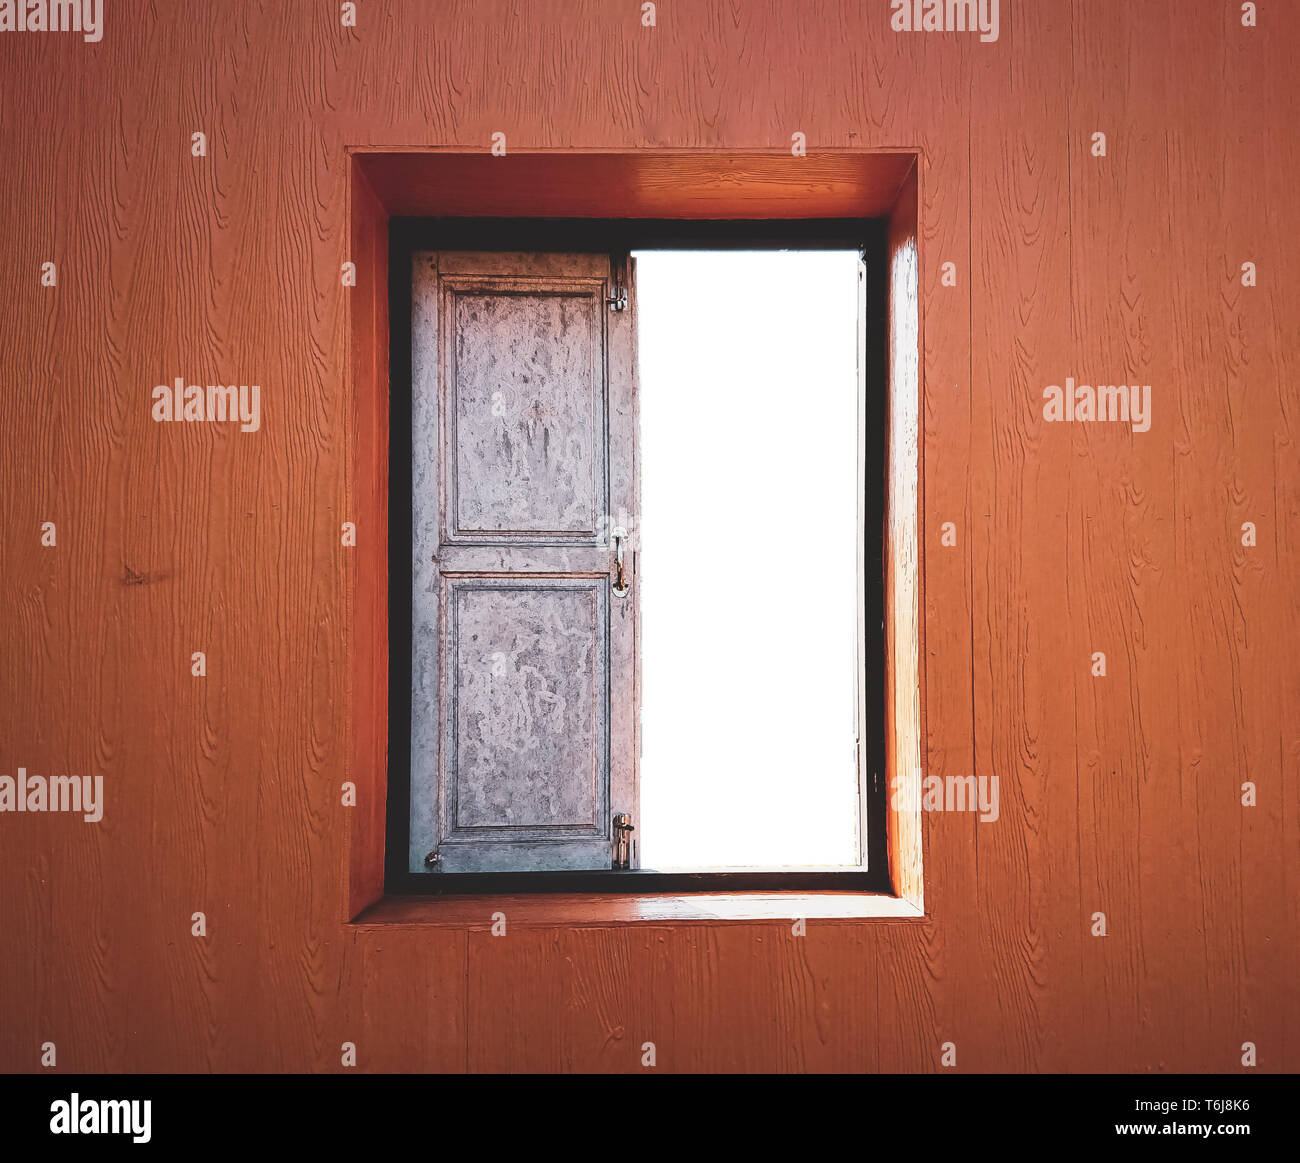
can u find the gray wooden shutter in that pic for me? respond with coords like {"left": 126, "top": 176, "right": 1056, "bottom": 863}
{"left": 410, "top": 251, "right": 639, "bottom": 873}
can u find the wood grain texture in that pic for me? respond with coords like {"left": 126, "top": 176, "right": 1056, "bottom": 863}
{"left": 358, "top": 151, "right": 917, "bottom": 219}
{"left": 885, "top": 167, "right": 924, "bottom": 911}
{"left": 355, "top": 891, "right": 923, "bottom": 929}
{"left": 347, "top": 159, "right": 390, "bottom": 920}
{"left": 0, "top": 0, "right": 1295, "bottom": 1073}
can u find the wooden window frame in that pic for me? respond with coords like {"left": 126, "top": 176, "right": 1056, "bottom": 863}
{"left": 344, "top": 151, "right": 924, "bottom": 926}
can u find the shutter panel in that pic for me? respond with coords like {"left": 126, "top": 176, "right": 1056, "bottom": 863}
{"left": 410, "top": 251, "right": 639, "bottom": 872}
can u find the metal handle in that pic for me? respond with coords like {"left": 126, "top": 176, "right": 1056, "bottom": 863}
{"left": 611, "top": 526, "right": 630, "bottom": 597}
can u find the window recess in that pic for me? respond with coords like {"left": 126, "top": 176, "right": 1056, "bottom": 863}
{"left": 386, "top": 218, "right": 895, "bottom": 896}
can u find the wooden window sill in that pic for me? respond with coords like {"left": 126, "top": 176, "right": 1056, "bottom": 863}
{"left": 350, "top": 892, "right": 925, "bottom": 929}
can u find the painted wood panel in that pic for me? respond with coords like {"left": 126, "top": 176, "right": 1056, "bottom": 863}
{"left": 0, "top": 0, "right": 1294, "bottom": 1074}
{"left": 446, "top": 580, "right": 607, "bottom": 839}
{"left": 410, "top": 251, "right": 638, "bottom": 874}
{"left": 445, "top": 280, "right": 605, "bottom": 539}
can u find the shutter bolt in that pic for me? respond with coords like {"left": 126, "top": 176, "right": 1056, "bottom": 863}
{"left": 612, "top": 813, "right": 635, "bottom": 869}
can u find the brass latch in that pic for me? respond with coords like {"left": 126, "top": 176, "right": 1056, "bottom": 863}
{"left": 611, "top": 526, "right": 630, "bottom": 597}
{"left": 612, "top": 812, "right": 635, "bottom": 869}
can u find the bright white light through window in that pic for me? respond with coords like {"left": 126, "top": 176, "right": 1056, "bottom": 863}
{"left": 635, "top": 249, "right": 862, "bottom": 868}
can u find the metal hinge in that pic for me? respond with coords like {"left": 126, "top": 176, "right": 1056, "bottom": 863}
{"left": 612, "top": 812, "right": 635, "bottom": 869}
{"left": 606, "top": 252, "right": 629, "bottom": 312}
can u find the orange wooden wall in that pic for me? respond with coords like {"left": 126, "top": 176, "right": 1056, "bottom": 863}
{"left": 1, "top": 0, "right": 1296, "bottom": 1072}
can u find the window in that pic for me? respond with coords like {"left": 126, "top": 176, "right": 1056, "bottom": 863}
{"left": 636, "top": 249, "right": 862, "bottom": 869}
{"left": 385, "top": 218, "right": 893, "bottom": 893}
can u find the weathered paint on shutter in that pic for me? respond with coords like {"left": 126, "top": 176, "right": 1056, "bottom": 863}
{"left": 410, "top": 251, "right": 639, "bottom": 872}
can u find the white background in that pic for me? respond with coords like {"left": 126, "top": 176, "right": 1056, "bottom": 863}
{"left": 634, "top": 249, "right": 862, "bottom": 868}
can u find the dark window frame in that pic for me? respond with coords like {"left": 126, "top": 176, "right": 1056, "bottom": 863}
{"left": 385, "top": 216, "right": 890, "bottom": 895}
